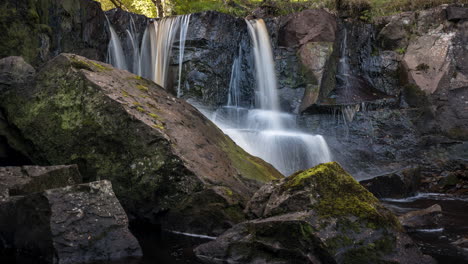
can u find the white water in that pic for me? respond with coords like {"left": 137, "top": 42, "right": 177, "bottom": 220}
{"left": 106, "top": 17, "right": 128, "bottom": 70}
{"left": 107, "top": 15, "right": 191, "bottom": 90}
{"left": 204, "top": 19, "right": 332, "bottom": 176}
{"left": 107, "top": 17, "right": 332, "bottom": 176}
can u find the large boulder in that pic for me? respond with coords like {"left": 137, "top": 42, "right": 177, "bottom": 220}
{"left": 0, "top": 0, "right": 108, "bottom": 65}
{"left": 0, "top": 54, "right": 282, "bottom": 235}
{"left": 196, "top": 162, "right": 433, "bottom": 264}
{"left": 1, "top": 180, "right": 142, "bottom": 263}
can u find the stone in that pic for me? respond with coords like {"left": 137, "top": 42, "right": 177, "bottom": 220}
{"left": 446, "top": 6, "right": 468, "bottom": 22}
{"left": 297, "top": 42, "right": 334, "bottom": 112}
{"left": 0, "top": 56, "right": 35, "bottom": 91}
{"left": 173, "top": 11, "right": 251, "bottom": 106}
{"left": 278, "top": 9, "right": 337, "bottom": 47}
{"left": 360, "top": 167, "right": 421, "bottom": 199}
{"left": 0, "top": 0, "right": 108, "bottom": 65}
{"left": 1, "top": 180, "right": 142, "bottom": 263}
{"left": 403, "top": 30, "right": 455, "bottom": 95}
{"left": 0, "top": 165, "right": 82, "bottom": 199}
{"left": 398, "top": 204, "right": 442, "bottom": 229}
{"left": 196, "top": 162, "right": 433, "bottom": 264}
{"left": 0, "top": 53, "right": 282, "bottom": 235}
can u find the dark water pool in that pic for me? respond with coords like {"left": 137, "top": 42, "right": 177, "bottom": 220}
{"left": 382, "top": 193, "right": 468, "bottom": 263}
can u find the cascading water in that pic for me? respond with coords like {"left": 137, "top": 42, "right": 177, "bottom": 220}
{"left": 206, "top": 19, "right": 332, "bottom": 176}
{"left": 107, "top": 14, "right": 191, "bottom": 90}
{"left": 107, "top": 15, "right": 332, "bottom": 176}
{"left": 106, "top": 17, "right": 128, "bottom": 70}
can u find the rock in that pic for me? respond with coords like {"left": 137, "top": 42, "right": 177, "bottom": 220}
{"left": 0, "top": 53, "right": 282, "bottom": 235}
{"left": 1, "top": 180, "right": 142, "bottom": 263}
{"left": 376, "top": 12, "right": 415, "bottom": 51}
{"left": 195, "top": 212, "right": 337, "bottom": 264}
{"left": 446, "top": 6, "right": 468, "bottom": 22}
{"left": 175, "top": 11, "right": 251, "bottom": 107}
{"left": 0, "top": 165, "right": 82, "bottom": 198}
{"left": 0, "top": 56, "right": 35, "bottom": 91}
{"left": 398, "top": 204, "right": 442, "bottom": 229}
{"left": 360, "top": 167, "right": 421, "bottom": 199}
{"left": 298, "top": 42, "right": 334, "bottom": 112}
{"left": 278, "top": 9, "right": 337, "bottom": 47}
{"left": 0, "top": 0, "right": 108, "bottom": 65}
{"left": 196, "top": 162, "right": 433, "bottom": 264}
{"left": 402, "top": 29, "right": 455, "bottom": 95}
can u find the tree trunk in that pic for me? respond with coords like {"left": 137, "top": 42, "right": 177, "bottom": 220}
{"left": 151, "top": 0, "right": 164, "bottom": 18}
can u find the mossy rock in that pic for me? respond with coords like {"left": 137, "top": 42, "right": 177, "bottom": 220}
{"left": 233, "top": 162, "right": 433, "bottom": 264}
{"left": 0, "top": 0, "right": 108, "bottom": 65}
{"left": 0, "top": 53, "right": 282, "bottom": 235}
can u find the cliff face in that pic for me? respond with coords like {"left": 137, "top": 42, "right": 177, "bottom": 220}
{"left": 0, "top": 0, "right": 109, "bottom": 65}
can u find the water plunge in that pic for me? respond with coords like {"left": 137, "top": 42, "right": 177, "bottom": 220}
{"left": 206, "top": 19, "right": 332, "bottom": 176}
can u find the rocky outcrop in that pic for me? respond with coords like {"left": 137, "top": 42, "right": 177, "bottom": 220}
{"left": 0, "top": 0, "right": 108, "bottom": 65}
{"left": 360, "top": 167, "right": 421, "bottom": 198}
{"left": 0, "top": 165, "right": 81, "bottom": 199}
{"left": 195, "top": 162, "right": 433, "bottom": 264}
{"left": 175, "top": 11, "right": 252, "bottom": 107}
{"left": 0, "top": 54, "right": 282, "bottom": 235}
{"left": 0, "top": 180, "right": 142, "bottom": 263}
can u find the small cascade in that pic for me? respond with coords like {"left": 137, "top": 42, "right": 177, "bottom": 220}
{"left": 177, "top": 15, "right": 191, "bottom": 97}
{"left": 125, "top": 16, "right": 140, "bottom": 73}
{"left": 338, "top": 26, "right": 351, "bottom": 98}
{"left": 207, "top": 19, "right": 332, "bottom": 176}
{"left": 107, "top": 14, "right": 191, "bottom": 91}
{"left": 106, "top": 17, "right": 128, "bottom": 70}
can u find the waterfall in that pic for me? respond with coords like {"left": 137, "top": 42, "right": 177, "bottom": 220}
{"left": 107, "top": 14, "right": 191, "bottom": 91}
{"left": 106, "top": 17, "right": 128, "bottom": 71}
{"left": 177, "top": 15, "right": 191, "bottom": 97}
{"left": 106, "top": 15, "right": 332, "bottom": 176}
{"left": 205, "top": 19, "right": 332, "bottom": 176}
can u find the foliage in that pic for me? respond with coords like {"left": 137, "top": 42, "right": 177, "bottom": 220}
{"left": 94, "top": 0, "right": 468, "bottom": 19}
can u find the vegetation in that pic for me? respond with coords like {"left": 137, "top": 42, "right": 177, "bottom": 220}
{"left": 95, "top": 0, "right": 468, "bottom": 19}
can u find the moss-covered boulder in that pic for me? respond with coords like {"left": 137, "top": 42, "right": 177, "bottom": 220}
{"left": 196, "top": 162, "right": 434, "bottom": 263}
{"left": 0, "top": 53, "right": 282, "bottom": 235}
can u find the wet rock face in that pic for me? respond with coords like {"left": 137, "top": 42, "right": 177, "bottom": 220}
{"left": 175, "top": 11, "right": 251, "bottom": 107}
{"left": 105, "top": 8, "right": 149, "bottom": 72}
{"left": 0, "top": 0, "right": 108, "bottom": 65}
{"left": 196, "top": 162, "right": 433, "bottom": 264}
{"left": 0, "top": 54, "right": 282, "bottom": 235}
{"left": 1, "top": 180, "right": 142, "bottom": 264}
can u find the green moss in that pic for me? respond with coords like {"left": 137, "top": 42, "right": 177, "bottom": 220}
{"left": 148, "top": 113, "right": 161, "bottom": 120}
{"left": 136, "top": 84, "right": 149, "bottom": 92}
{"left": 284, "top": 162, "right": 400, "bottom": 229}
{"left": 395, "top": 47, "right": 406, "bottom": 55}
{"left": 90, "top": 61, "right": 111, "bottom": 71}
{"left": 219, "top": 136, "right": 282, "bottom": 183}
{"left": 69, "top": 57, "right": 111, "bottom": 72}
{"left": 325, "top": 235, "right": 354, "bottom": 253}
{"left": 122, "top": 91, "right": 129, "bottom": 97}
{"left": 136, "top": 106, "right": 145, "bottom": 113}
{"left": 342, "top": 235, "right": 397, "bottom": 264}
{"left": 152, "top": 124, "right": 164, "bottom": 130}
